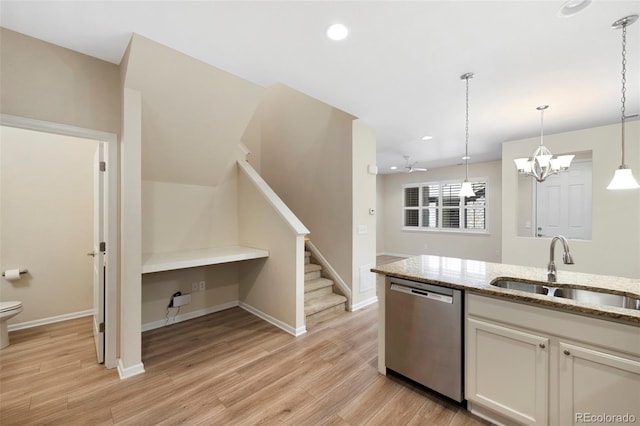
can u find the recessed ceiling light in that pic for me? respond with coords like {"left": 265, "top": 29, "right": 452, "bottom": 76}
{"left": 390, "top": 166, "right": 398, "bottom": 170}
{"left": 327, "top": 24, "right": 349, "bottom": 41}
{"left": 558, "top": 0, "right": 592, "bottom": 17}
{"left": 421, "top": 136, "right": 433, "bottom": 141}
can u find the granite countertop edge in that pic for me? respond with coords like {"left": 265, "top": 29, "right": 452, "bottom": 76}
{"left": 371, "top": 256, "right": 640, "bottom": 325}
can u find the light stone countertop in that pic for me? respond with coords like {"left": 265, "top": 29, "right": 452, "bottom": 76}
{"left": 371, "top": 255, "right": 640, "bottom": 324}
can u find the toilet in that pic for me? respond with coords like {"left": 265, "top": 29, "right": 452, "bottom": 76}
{"left": 0, "top": 301, "right": 23, "bottom": 349}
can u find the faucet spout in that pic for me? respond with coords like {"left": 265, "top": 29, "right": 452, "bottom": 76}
{"left": 548, "top": 235, "right": 574, "bottom": 282}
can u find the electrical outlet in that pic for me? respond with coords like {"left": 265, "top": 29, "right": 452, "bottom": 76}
{"left": 173, "top": 293, "right": 191, "bottom": 307}
{"left": 198, "top": 281, "right": 206, "bottom": 291}
{"left": 168, "top": 291, "right": 182, "bottom": 307}
{"left": 191, "top": 282, "right": 199, "bottom": 292}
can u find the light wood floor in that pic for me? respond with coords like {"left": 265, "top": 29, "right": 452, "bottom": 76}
{"left": 0, "top": 305, "right": 490, "bottom": 425}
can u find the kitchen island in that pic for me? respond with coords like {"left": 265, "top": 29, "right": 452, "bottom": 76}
{"left": 372, "top": 255, "right": 640, "bottom": 426}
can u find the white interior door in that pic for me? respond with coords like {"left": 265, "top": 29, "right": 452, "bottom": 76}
{"left": 536, "top": 160, "right": 592, "bottom": 240}
{"left": 92, "top": 144, "right": 105, "bottom": 363}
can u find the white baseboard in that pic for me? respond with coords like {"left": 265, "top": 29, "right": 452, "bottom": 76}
{"left": 141, "top": 300, "right": 306, "bottom": 337}
{"left": 8, "top": 309, "right": 94, "bottom": 332}
{"left": 117, "top": 359, "right": 145, "bottom": 380}
{"left": 239, "top": 302, "right": 306, "bottom": 337}
{"left": 141, "top": 301, "right": 239, "bottom": 332}
{"left": 351, "top": 296, "right": 378, "bottom": 312}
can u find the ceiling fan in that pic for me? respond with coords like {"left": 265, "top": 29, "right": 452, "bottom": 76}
{"left": 391, "top": 156, "right": 428, "bottom": 173}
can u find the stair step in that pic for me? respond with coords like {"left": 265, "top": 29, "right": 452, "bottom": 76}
{"left": 304, "top": 263, "right": 322, "bottom": 273}
{"left": 305, "top": 251, "right": 311, "bottom": 265}
{"left": 304, "top": 278, "right": 333, "bottom": 293}
{"left": 304, "top": 263, "right": 322, "bottom": 280}
{"left": 305, "top": 293, "right": 347, "bottom": 327}
{"left": 304, "top": 293, "right": 347, "bottom": 317}
{"left": 305, "top": 278, "right": 334, "bottom": 300}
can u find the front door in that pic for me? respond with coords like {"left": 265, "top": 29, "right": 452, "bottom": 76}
{"left": 536, "top": 160, "right": 592, "bottom": 239}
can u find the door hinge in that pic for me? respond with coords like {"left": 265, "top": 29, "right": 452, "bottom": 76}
{"left": 100, "top": 241, "right": 106, "bottom": 252}
{"left": 99, "top": 161, "right": 106, "bottom": 172}
{"left": 99, "top": 322, "right": 105, "bottom": 333}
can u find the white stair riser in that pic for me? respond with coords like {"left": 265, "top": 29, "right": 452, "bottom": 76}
{"left": 305, "top": 303, "right": 346, "bottom": 327}
{"left": 304, "top": 271, "right": 321, "bottom": 280}
{"left": 305, "top": 286, "right": 333, "bottom": 300}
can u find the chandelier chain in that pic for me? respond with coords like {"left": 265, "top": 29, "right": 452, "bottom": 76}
{"left": 620, "top": 21, "right": 627, "bottom": 166}
{"left": 621, "top": 23, "right": 627, "bottom": 121}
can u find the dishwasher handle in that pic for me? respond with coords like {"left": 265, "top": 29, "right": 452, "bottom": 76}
{"left": 390, "top": 283, "right": 453, "bottom": 304}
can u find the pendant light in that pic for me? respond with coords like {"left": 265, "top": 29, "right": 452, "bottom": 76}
{"left": 607, "top": 14, "right": 640, "bottom": 190}
{"left": 459, "top": 72, "right": 475, "bottom": 198}
{"left": 514, "top": 105, "right": 574, "bottom": 182}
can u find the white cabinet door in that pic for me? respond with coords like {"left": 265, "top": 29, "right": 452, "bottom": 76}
{"left": 558, "top": 342, "right": 640, "bottom": 425}
{"left": 467, "top": 318, "right": 549, "bottom": 425}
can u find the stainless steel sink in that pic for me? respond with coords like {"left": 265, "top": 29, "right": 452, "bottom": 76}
{"left": 553, "top": 287, "right": 640, "bottom": 311}
{"left": 490, "top": 280, "right": 549, "bottom": 295}
{"left": 490, "top": 279, "right": 640, "bottom": 311}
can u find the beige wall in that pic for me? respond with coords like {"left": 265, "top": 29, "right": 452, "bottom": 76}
{"left": 140, "top": 179, "right": 243, "bottom": 329}
{"left": 238, "top": 168, "right": 304, "bottom": 332}
{"left": 502, "top": 122, "right": 640, "bottom": 278}
{"left": 351, "top": 120, "right": 377, "bottom": 306}
{"left": 122, "top": 35, "right": 275, "bottom": 349}
{"left": 376, "top": 174, "right": 386, "bottom": 252}
{"left": 1, "top": 125, "right": 97, "bottom": 324}
{"left": 245, "top": 84, "right": 356, "bottom": 289}
{"left": 378, "top": 160, "right": 503, "bottom": 262}
{"left": 1, "top": 27, "right": 122, "bottom": 368}
{"left": 124, "top": 34, "right": 264, "bottom": 187}
{"left": 142, "top": 264, "right": 239, "bottom": 328}
{"left": 142, "top": 180, "right": 238, "bottom": 254}
{"left": 0, "top": 28, "right": 120, "bottom": 135}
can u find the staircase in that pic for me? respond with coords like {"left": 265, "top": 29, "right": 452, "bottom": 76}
{"left": 304, "top": 250, "right": 347, "bottom": 327}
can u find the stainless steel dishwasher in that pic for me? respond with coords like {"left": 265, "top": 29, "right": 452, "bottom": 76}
{"left": 385, "top": 277, "right": 463, "bottom": 402}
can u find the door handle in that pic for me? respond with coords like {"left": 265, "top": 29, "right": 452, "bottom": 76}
{"left": 87, "top": 252, "right": 96, "bottom": 257}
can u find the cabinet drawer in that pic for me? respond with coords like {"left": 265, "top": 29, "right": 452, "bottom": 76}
{"left": 467, "top": 293, "right": 640, "bottom": 356}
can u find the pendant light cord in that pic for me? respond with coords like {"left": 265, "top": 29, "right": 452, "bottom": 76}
{"left": 620, "top": 22, "right": 627, "bottom": 167}
{"left": 464, "top": 75, "right": 470, "bottom": 181}
{"left": 539, "top": 107, "right": 545, "bottom": 147}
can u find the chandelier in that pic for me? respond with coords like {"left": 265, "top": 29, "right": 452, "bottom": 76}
{"left": 514, "top": 105, "right": 574, "bottom": 183}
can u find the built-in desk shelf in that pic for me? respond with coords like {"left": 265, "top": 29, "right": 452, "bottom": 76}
{"left": 142, "top": 246, "right": 269, "bottom": 274}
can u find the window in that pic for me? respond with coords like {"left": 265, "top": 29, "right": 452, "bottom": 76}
{"left": 403, "top": 180, "right": 487, "bottom": 232}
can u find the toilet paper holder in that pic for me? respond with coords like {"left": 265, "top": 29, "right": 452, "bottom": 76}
{"left": 2, "top": 269, "right": 28, "bottom": 277}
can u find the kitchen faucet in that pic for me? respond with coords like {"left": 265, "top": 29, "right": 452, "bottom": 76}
{"left": 548, "top": 235, "right": 574, "bottom": 282}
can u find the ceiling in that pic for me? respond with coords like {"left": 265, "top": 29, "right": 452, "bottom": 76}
{"left": 1, "top": 1, "right": 639, "bottom": 174}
